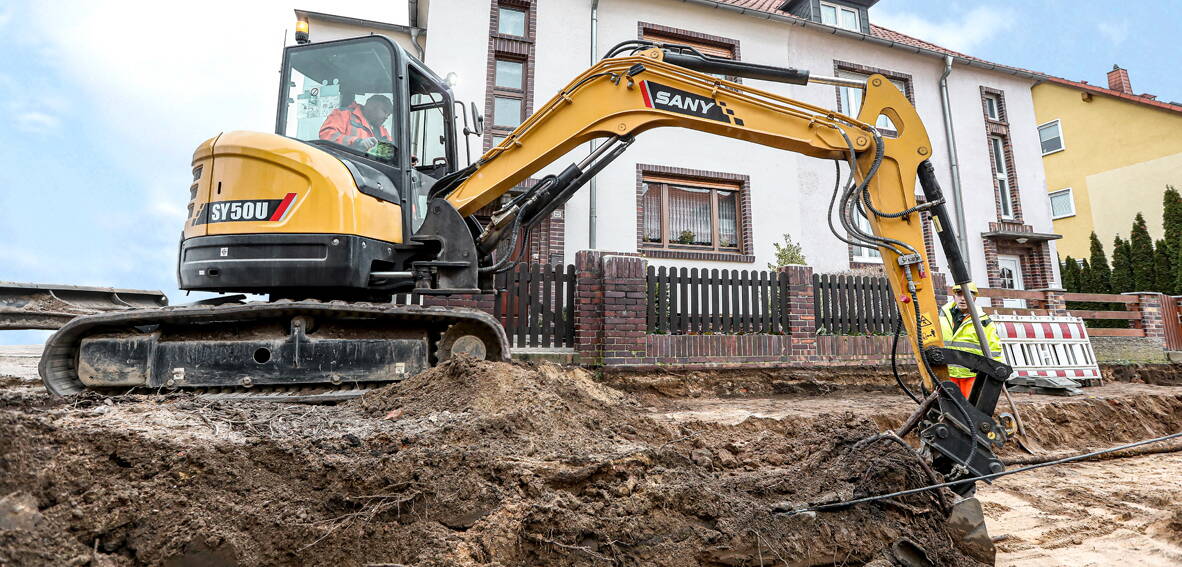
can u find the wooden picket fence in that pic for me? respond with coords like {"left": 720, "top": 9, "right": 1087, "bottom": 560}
{"left": 395, "top": 263, "right": 577, "bottom": 349}
{"left": 494, "top": 263, "right": 577, "bottom": 349}
{"left": 813, "top": 273, "right": 901, "bottom": 334}
{"left": 646, "top": 266, "right": 789, "bottom": 334}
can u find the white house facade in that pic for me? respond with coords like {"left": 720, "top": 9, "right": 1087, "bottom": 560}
{"left": 304, "top": 0, "right": 1062, "bottom": 292}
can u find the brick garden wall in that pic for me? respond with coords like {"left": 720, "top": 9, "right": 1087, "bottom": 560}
{"left": 448, "top": 251, "right": 1174, "bottom": 369}
{"left": 572, "top": 251, "right": 930, "bottom": 368}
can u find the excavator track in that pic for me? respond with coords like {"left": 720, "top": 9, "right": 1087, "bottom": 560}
{"left": 41, "top": 300, "right": 509, "bottom": 401}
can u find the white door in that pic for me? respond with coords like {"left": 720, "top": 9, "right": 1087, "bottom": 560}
{"left": 997, "top": 255, "right": 1026, "bottom": 309}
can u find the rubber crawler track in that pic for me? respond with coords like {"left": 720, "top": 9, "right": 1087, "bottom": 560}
{"left": 40, "top": 300, "right": 510, "bottom": 399}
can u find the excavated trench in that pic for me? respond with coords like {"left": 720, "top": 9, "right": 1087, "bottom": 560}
{"left": 1, "top": 349, "right": 1180, "bottom": 566}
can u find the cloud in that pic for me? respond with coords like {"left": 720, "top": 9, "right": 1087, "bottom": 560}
{"left": 2, "top": 1, "right": 409, "bottom": 301}
{"left": 1096, "top": 20, "right": 1130, "bottom": 45}
{"left": 872, "top": 6, "right": 1014, "bottom": 55}
{"left": 13, "top": 111, "right": 60, "bottom": 133}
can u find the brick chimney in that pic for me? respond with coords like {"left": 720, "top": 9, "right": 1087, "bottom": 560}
{"left": 1107, "top": 65, "right": 1133, "bottom": 94}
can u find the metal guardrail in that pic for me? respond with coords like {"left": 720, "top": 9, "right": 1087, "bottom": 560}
{"left": 0, "top": 281, "right": 168, "bottom": 330}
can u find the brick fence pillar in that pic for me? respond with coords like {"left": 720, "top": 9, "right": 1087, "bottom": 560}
{"left": 932, "top": 272, "right": 949, "bottom": 306}
{"left": 1036, "top": 288, "right": 1068, "bottom": 315}
{"left": 1125, "top": 292, "right": 1167, "bottom": 347}
{"left": 780, "top": 265, "right": 816, "bottom": 361}
{"left": 574, "top": 250, "right": 606, "bottom": 365}
{"left": 601, "top": 255, "right": 649, "bottom": 365}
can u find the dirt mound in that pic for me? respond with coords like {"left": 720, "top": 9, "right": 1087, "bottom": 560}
{"left": 0, "top": 360, "right": 989, "bottom": 566}
{"left": 1103, "top": 363, "right": 1182, "bottom": 386}
{"left": 1004, "top": 393, "right": 1182, "bottom": 456}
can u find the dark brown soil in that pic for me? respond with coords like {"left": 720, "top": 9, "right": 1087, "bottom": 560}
{"left": 1102, "top": 363, "right": 1182, "bottom": 386}
{"left": 0, "top": 358, "right": 989, "bottom": 567}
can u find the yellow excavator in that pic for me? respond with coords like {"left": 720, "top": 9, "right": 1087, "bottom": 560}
{"left": 33, "top": 35, "right": 1014, "bottom": 500}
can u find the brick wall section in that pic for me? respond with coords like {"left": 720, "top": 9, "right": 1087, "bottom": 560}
{"left": 601, "top": 255, "right": 650, "bottom": 365}
{"left": 1040, "top": 288, "right": 1068, "bottom": 315}
{"left": 932, "top": 272, "right": 949, "bottom": 306}
{"left": 979, "top": 86, "right": 1024, "bottom": 223}
{"left": 526, "top": 208, "right": 565, "bottom": 264}
{"left": 1127, "top": 292, "right": 1166, "bottom": 345}
{"left": 781, "top": 265, "right": 817, "bottom": 360}
{"left": 982, "top": 230, "right": 1055, "bottom": 292}
{"left": 574, "top": 250, "right": 606, "bottom": 365}
{"left": 422, "top": 293, "right": 498, "bottom": 312}
{"left": 483, "top": 0, "right": 536, "bottom": 151}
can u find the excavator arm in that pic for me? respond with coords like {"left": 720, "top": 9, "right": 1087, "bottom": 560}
{"left": 415, "top": 44, "right": 1013, "bottom": 481}
{"left": 433, "top": 47, "right": 944, "bottom": 384}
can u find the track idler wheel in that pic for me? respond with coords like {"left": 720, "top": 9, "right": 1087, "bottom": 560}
{"left": 436, "top": 321, "right": 504, "bottom": 362}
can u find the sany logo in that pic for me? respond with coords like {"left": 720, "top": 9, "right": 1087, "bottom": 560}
{"left": 653, "top": 90, "right": 716, "bottom": 114}
{"left": 639, "top": 80, "right": 736, "bottom": 124}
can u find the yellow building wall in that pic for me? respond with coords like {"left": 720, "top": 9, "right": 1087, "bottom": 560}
{"left": 1033, "top": 82, "right": 1182, "bottom": 259}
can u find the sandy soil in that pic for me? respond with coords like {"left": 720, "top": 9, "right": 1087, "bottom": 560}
{"left": 986, "top": 453, "right": 1182, "bottom": 566}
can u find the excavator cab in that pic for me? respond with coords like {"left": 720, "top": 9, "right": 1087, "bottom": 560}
{"left": 276, "top": 35, "right": 458, "bottom": 234}
{"left": 178, "top": 37, "right": 466, "bottom": 298}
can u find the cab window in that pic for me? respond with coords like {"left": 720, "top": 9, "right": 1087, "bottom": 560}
{"left": 409, "top": 69, "right": 449, "bottom": 174}
{"left": 281, "top": 38, "right": 399, "bottom": 165}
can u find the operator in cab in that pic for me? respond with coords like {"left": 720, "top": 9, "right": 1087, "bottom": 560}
{"left": 940, "top": 283, "right": 1004, "bottom": 399}
{"left": 319, "top": 94, "right": 393, "bottom": 152}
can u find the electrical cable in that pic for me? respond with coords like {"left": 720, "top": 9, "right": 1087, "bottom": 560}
{"left": 891, "top": 314, "right": 920, "bottom": 404}
{"left": 776, "top": 430, "right": 1182, "bottom": 516}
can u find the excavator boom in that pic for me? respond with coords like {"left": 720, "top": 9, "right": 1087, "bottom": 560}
{"left": 435, "top": 46, "right": 945, "bottom": 388}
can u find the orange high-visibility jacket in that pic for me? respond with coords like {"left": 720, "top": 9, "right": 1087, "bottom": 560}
{"left": 319, "top": 103, "right": 390, "bottom": 149}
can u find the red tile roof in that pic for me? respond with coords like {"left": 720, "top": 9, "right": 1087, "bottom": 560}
{"left": 1045, "top": 76, "right": 1182, "bottom": 115}
{"left": 711, "top": 0, "right": 786, "bottom": 10}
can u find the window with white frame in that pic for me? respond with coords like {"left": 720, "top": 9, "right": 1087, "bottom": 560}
{"left": 820, "top": 2, "right": 860, "bottom": 31}
{"left": 990, "top": 136, "right": 1014, "bottom": 219}
{"left": 983, "top": 93, "right": 1001, "bottom": 120}
{"left": 1049, "top": 188, "right": 1075, "bottom": 219}
{"left": 851, "top": 210, "right": 882, "bottom": 262}
{"left": 836, "top": 69, "right": 908, "bottom": 136}
{"left": 1038, "top": 120, "right": 1064, "bottom": 155}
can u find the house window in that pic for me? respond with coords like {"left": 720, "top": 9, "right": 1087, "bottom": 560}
{"left": 485, "top": 2, "right": 533, "bottom": 150}
{"left": 639, "top": 24, "right": 739, "bottom": 81}
{"left": 493, "top": 91, "right": 523, "bottom": 128}
{"left": 1038, "top": 119, "right": 1064, "bottom": 155}
{"left": 984, "top": 93, "right": 1001, "bottom": 120}
{"left": 641, "top": 176, "right": 743, "bottom": 254}
{"left": 820, "top": 1, "right": 860, "bottom": 31}
{"left": 836, "top": 69, "right": 909, "bottom": 137}
{"left": 851, "top": 210, "right": 882, "bottom": 263}
{"left": 1049, "top": 188, "right": 1075, "bottom": 219}
{"left": 497, "top": 7, "right": 526, "bottom": 36}
{"left": 990, "top": 135, "right": 1014, "bottom": 219}
{"left": 494, "top": 59, "right": 523, "bottom": 89}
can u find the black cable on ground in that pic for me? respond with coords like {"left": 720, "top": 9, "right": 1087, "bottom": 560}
{"left": 775, "top": 430, "right": 1182, "bottom": 516}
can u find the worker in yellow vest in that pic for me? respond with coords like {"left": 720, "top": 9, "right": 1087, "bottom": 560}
{"left": 940, "top": 282, "right": 1004, "bottom": 399}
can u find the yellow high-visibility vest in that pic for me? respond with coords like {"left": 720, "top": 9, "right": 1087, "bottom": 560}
{"left": 939, "top": 300, "right": 1004, "bottom": 378}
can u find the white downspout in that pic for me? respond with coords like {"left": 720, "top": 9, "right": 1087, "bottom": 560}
{"left": 939, "top": 55, "right": 971, "bottom": 273}
{"left": 588, "top": 0, "right": 600, "bottom": 249}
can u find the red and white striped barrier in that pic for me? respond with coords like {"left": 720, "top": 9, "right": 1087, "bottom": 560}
{"left": 993, "top": 314, "right": 1102, "bottom": 386}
